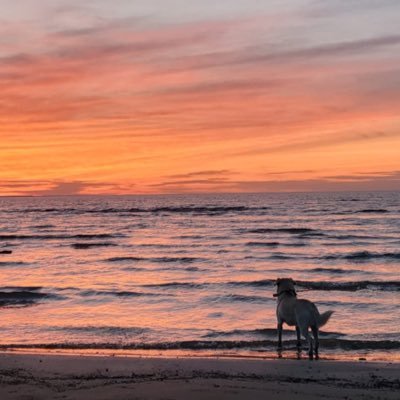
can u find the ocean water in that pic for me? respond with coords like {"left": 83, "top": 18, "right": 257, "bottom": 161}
{"left": 0, "top": 192, "right": 399, "bottom": 360}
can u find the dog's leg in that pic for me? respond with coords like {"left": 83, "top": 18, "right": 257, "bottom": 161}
{"left": 301, "top": 327, "right": 313, "bottom": 360}
{"left": 296, "top": 325, "right": 301, "bottom": 349}
{"left": 277, "top": 321, "right": 283, "bottom": 349}
{"left": 311, "top": 326, "right": 319, "bottom": 360}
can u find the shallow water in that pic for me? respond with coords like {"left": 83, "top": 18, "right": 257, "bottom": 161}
{"left": 0, "top": 192, "right": 399, "bottom": 360}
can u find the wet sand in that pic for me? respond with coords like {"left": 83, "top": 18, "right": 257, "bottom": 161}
{"left": 0, "top": 353, "right": 399, "bottom": 399}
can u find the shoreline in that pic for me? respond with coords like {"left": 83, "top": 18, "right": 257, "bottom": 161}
{"left": 1, "top": 352, "right": 399, "bottom": 399}
{"left": 1, "top": 346, "right": 400, "bottom": 363}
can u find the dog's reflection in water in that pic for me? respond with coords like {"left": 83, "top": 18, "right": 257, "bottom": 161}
{"left": 274, "top": 278, "right": 334, "bottom": 360}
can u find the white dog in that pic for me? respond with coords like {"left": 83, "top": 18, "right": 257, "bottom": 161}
{"left": 274, "top": 278, "right": 333, "bottom": 359}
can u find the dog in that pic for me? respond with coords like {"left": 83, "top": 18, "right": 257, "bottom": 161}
{"left": 274, "top": 278, "right": 333, "bottom": 359}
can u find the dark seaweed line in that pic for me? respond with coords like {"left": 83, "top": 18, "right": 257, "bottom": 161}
{"left": 1, "top": 339, "right": 399, "bottom": 351}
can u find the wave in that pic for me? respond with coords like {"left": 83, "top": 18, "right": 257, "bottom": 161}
{"left": 0, "top": 261, "right": 27, "bottom": 267}
{"left": 296, "top": 280, "right": 400, "bottom": 292}
{"left": 286, "top": 242, "right": 308, "bottom": 247}
{"left": 143, "top": 282, "right": 205, "bottom": 289}
{"left": 106, "top": 256, "right": 204, "bottom": 264}
{"left": 243, "top": 253, "right": 307, "bottom": 261}
{"left": 11, "top": 206, "right": 268, "bottom": 215}
{"left": 339, "top": 198, "right": 362, "bottom": 202}
{"left": 0, "top": 288, "right": 60, "bottom": 307}
{"left": 176, "top": 235, "right": 204, "bottom": 240}
{"left": 136, "top": 243, "right": 203, "bottom": 249}
{"left": 322, "top": 251, "right": 400, "bottom": 261}
{"left": 80, "top": 290, "right": 168, "bottom": 298}
{"left": 227, "top": 279, "right": 400, "bottom": 291}
{"left": 2, "top": 339, "right": 399, "bottom": 351}
{"left": 327, "top": 234, "right": 382, "bottom": 240}
{"left": 244, "top": 228, "right": 324, "bottom": 236}
{"left": 146, "top": 206, "right": 251, "bottom": 214}
{"left": 244, "top": 250, "right": 400, "bottom": 262}
{"left": 0, "top": 286, "right": 43, "bottom": 291}
{"left": 71, "top": 242, "right": 118, "bottom": 249}
{"left": 30, "top": 224, "right": 55, "bottom": 229}
{"left": 205, "top": 294, "right": 272, "bottom": 304}
{"left": 10, "top": 208, "right": 78, "bottom": 213}
{"left": 53, "top": 326, "right": 151, "bottom": 335}
{"left": 115, "top": 278, "right": 400, "bottom": 292}
{"left": 183, "top": 266, "right": 202, "bottom": 272}
{"left": 121, "top": 266, "right": 148, "bottom": 272}
{"left": 203, "top": 328, "right": 345, "bottom": 339}
{"left": 228, "top": 279, "right": 275, "bottom": 288}
{"left": 106, "top": 257, "right": 144, "bottom": 262}
{"left": 0, "top": 233, "right": 121, "bottom": 241}
{"left": 307, "top": 268, "right": 370, "bottom": 275}
{"left": 355, "top": 209, "right": 389, "bottom": 214}
{"left": 334, "top": 209, "right": 390, "bottom": 215}
{"left": 246, "top": 242, "right": 280, "bottom": 247}
{"left": 269, "top": 253, "right": 296, "bottom": 260}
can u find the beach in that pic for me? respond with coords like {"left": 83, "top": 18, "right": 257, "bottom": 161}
{"left": 0, "top": 352, "right": 399, "bottom": 399}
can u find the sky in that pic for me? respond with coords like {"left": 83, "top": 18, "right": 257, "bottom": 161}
{"left": 1, "top": 0, "right": 400, "bottom": 195}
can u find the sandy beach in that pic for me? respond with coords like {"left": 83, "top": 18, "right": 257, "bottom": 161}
{"left": 0, "top": 352, "right": 398, "bottom": 399}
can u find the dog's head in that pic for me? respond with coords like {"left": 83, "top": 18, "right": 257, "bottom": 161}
{"left": 273, "top": 278, "right": 296, "bottom": 297}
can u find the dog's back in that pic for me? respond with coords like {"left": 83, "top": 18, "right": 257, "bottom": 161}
{"left": 295, "top": 299, "right": 319, "bottom": 328}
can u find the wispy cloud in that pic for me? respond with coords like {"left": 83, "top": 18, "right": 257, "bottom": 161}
{"left": 151, "top": 171, "right": 400, "bottom": 194}
{"left": 161, "top": 34, "right": 400, "bottom": 73}
{"left": 0, "top": 180, "right": 136, "bottom": 196}
{"left": 231, "top": 131, "right": 400, "bottom": 157}
{"left": 308, "top": 0, "right": 400, "bottom": 18}
{"left": 166, "top": 170, "right": 233, "bottom": 179}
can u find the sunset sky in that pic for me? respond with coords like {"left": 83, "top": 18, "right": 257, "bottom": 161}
{"left": 1, "top": 0, "right": 399, "bottom": 195}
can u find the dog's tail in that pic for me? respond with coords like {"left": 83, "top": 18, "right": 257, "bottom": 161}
{"left": 318, "top": 310, "right": 334, "bottom": 328}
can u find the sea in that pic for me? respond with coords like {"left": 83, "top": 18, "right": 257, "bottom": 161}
{"left": 0, "top": 192, "right": 399, "bottom": 361}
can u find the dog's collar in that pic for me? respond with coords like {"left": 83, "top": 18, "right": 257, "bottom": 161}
{"left": 273, "top": 289, "right": 297, "bottom": 298}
